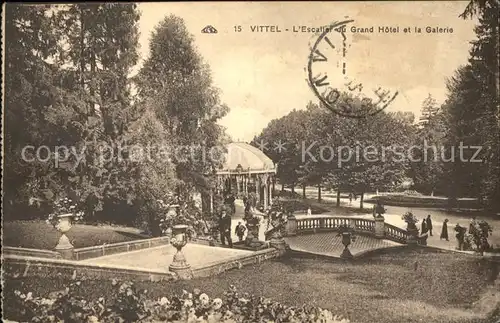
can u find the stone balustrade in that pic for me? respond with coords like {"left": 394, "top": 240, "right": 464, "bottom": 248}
{"left": 3, "top": 246, "right": 63, "bottom": 259}
{"left": 288, "top": 216, "right": 413, "bottom": 245}
{"left": 384, "top": 223, "right": 409, "bottom": 244}
{"left": 295, "top": 217, "right": 375, "bottom": 234}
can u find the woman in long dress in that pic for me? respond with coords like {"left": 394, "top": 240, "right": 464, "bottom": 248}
{"left": 421, "top": 219, "right": 428, "bottom": 234}
{"left": 440, "top": 219, "right": 449, "bottom": 241}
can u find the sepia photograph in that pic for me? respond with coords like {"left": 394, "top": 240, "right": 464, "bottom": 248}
{"left": 2, "top": 1, "right": 499, "bottom": 322}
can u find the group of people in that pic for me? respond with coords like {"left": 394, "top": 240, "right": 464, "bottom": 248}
{"left": 217, "top": 209, "right": 249, "bottom": 248}
{"left": 423, "top": 214, "right": 484, "bottom": 251}
{"left": 215, "top": 193, "right": 252, "bottom": 248}
{"left": 453, "top": 216, "right": 485, "bottom": 251}
{"left": 421, "top": 214, "right": 451, "bottom": 241}
{"left": 421, "top": 214, "right": 434, "bottom": 236}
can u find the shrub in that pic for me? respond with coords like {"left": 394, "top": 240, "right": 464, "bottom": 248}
{"left": 5, "top": 279, "right": 350, "bottom": 323}
{"left": 465, "top": 220, "right": 494, "bottom": 252}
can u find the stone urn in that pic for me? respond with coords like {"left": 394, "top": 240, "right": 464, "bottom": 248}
{"left": 245, "top": 217, "right": 260, "bottom": 244}
{"left": 340, "top": 232, "right": 354, "bottom": 259}
{"left": 164, "top": 227, "right": 173, "bottom": 239}
{"left": 54, "top": 213, "right": 75, "bottom": 259}
{"left": 168, "top": 224, "right": 193, "bottom": 280}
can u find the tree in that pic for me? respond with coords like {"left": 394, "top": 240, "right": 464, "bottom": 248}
{"left": 457, "top": 0, "right": 500, "bottom": 211}
{"left": 3, "top": 4, "right": 64, "bottom": 219}
{"left": 252, "top": 106, "right": 317, "bottom": 197}
{"left": 311, "top": 96, "right": 415, "bottom": 209}
{"left": 409, "top": 95, "right": 446, "bottom": 196}
{"left": 136, "top": 15, "right": 229, "bottom": 207}
{"left": 418, "top": 94, "right": 440, "bottom": 127}
{"left": 42, "top": 4, "right": 145, "bottom": 223}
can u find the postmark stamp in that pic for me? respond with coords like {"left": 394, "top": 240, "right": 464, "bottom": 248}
{"left": 306, "top": 20, "right": 399, "bottom": 118}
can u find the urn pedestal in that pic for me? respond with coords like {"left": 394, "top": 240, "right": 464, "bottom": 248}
{"left": 374, "top": 216, "right": 385, "bottom": 238}
{"left": 340, "top": 232, "right": 354, "bottom": 259}
{"left": 269, "top": 238, "right": 287, "bottom": 251}
{"left": 245, "top": 220, "right": 260, "bottom": 244}
{"left": 54, "top": 213, "right": 74, "bottom": 260}
{"left": 168, "top": 225, "right": 193, "bottom": 280}
{"left": 285, "top": 214, "right": 297, "bottom": 237}
{"left": 406, "top": 226, "right": 419, "bottom": 245}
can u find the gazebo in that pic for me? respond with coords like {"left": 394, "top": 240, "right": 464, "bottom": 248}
{"left": 204, "top": 142, "right": 277, "bottom": 214}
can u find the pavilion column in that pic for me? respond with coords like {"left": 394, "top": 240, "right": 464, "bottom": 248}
{"left": 263, "top": 174, "right": 269, "bottom": 210}
{"left": 236, "top": 175, "right": 241, "bottom": 196}
{"left": 268, "top": 176, "right": 272, "bottom": 205}
{"left": 271, "top": 175, "right": 275, "bottom": 198}
{"left": 256, "top": 175, "right": 261, "bottom": 205}
{"left": 209, "top": 189, "right": 214, "bottom": 214}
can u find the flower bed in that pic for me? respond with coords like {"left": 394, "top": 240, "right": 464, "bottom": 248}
{"left": 365, "top": 195, "right": 482, "bottom": 209}
{"left": 5, "top": 279, "right": 349, "bottom": 323}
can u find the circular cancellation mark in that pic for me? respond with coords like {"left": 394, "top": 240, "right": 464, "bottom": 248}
{"left": 306, "top": 19, "right": 399, "bottom": 118}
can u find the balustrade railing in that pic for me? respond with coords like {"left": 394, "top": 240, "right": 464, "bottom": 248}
{"left": 384, "top": 223, "right": 408, "bottom": 244}
{"left": 294, "top": 216, "right": 409, "bottom": 244}
{"left": 296, "top": 217, "right": 375, "bottom": 234}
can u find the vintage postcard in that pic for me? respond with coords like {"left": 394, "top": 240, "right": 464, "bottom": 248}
{"left": 2, "top": 2, "right": 499, "bottom": 323}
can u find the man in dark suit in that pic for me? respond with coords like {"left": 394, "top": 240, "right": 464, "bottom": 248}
{"left": 219, "top": 209, "right": 233, "bottom": 247}
{"left": 426, "top": 214, "right": 433, "bottom": 236}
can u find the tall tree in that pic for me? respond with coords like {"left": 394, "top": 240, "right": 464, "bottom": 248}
{"left": 409, "top": 95, "right": 446, "bottom": 196}
{"left": 41, "top": 4, "right": 145, "bottom": 223}
{"left": 3, "top": 4, "right": 63, "bottom": 219}
{"left": 136, "top": 15, "right": 229, "bottom": 201}
{"left": 445, "top": 0, "right": 500, "bottom": 210}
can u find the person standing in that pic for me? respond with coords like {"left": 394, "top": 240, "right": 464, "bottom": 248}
{"left": 426, "top": 215, "right": 433, "bottom": 236}
{"left": 235, "top": 221, "right": 246, "bottom": 242}
{"left": 440, "top": 219, "right": 449, "bottom": 241}
{"left": 421, "top": 219, "right": 428, "bottom": 234}
{"left": 348, "top": 193, "right": 353, "bottom": 205}
{"left": 219, "top": 210, "right": 233, "bottom": 247}
{"left": 455, "top": 224, "right": 466, "bottom": 250}
{"left": 469, "top": 216, "right": 477, "bottom": 234}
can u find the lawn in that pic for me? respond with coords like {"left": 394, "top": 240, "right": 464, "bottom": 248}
{"left": 3, "top": 220, "right": 148, "bottom": 249}
{"left": 4, "top": 248, "right": 499, "bottom": 323}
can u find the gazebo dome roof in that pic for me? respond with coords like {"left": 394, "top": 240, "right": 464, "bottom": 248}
{"left": 218, "top": 142, "right": 276, "bottom": 174}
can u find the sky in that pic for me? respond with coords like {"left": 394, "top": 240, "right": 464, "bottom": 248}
{"left": 134, "top": 1, "right": 477, "bottom": 142}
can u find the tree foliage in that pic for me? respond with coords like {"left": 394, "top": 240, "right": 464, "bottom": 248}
{"left": 3, "top": 5, "right": 229, "bottom": 228}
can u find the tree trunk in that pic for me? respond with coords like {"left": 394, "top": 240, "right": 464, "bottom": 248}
{"left": 291, "top": 183, "right": 295, "bottom": 194}
{"left": 272, "top": 179, "right": 275, "bottom": 197}
{"left": 360, "top": 191, "right": 364, "bottom": 210}
{"left": 318, "top": 184, "right": 322, "bottom": 202}
{"left": 79, "top": 9, "right": 85, "bottom": 89}
{"left": 281, "top": 182, "right": 285, "bottom": 192}
{"left": 302, "top": 185, "right": 306, "bottom": 199}
{"left": 430, "top": 190, "right": 434, "bottom": 197}
{"left": 336, "top": 189, "right": 341, "bottom": 207}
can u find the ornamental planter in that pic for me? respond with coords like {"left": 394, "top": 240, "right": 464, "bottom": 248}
{"left": 168, "top": 224, "right": 193, "bottom": 280}
{"left": 340, "top": 232, "right": 354, "bottom": 259}
{"left": 164, "top": 227, "right": 173, "bottom": 239}
{"left": 54, "top": 213, "right": 75, "bottom": 260}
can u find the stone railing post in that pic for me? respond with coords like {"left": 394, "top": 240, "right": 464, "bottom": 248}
{"left": 319, "top": 218, "right": 325, "bottom": 230}
{"left": 374, "top": 216, "right": 385, "bottom": 238}
{"left": 285, "top": 214, "right": 297, "bottom": 236}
